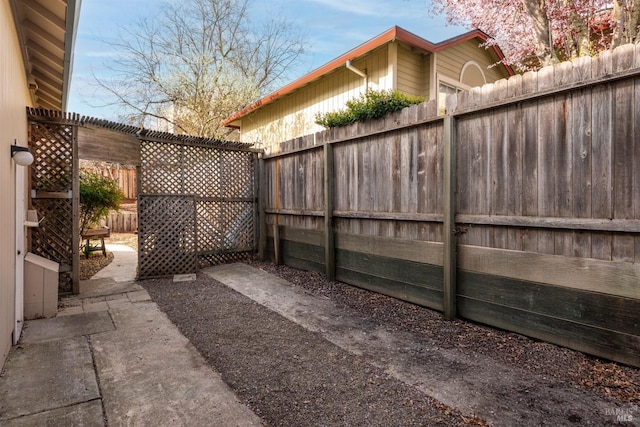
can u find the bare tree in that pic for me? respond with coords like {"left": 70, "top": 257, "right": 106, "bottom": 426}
{"left": 93, "top": 0, "right": 305, "bottom": 138}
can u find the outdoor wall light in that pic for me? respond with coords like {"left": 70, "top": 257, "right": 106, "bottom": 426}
{"left": 11, "top": 142, "right": 34, "bottom": 167}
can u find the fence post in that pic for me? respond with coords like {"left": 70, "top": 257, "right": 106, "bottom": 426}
{"left": 257, "top": 155, "right": 267, "bottom": 260}
{"left": 324, "top": 142, "right": 335, "bottom": 281}
{"left": 72, "top": 126, "right": 80, "bottom": 294}
{"left": 273, "top": 224, "right": 281, "bottom": 265}
{"left": 443, "top": 115, "right": 457, "bottom": 320}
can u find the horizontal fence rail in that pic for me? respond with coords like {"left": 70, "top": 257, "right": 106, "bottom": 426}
{"left": 260, "top": 44, "right": 640, "bottom": 367}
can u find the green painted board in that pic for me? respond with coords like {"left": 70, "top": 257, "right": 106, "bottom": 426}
{"left": 458, "top": 270, "right": 640, "bottom": 336}
{"left": 458, "top": 296, "right": 640, "bottom": 367}
{"left": 336, "top": 268, "right": 443, "bottom": 310}
{"left": 336, "top": 249, "right": 443, "bottom": 291}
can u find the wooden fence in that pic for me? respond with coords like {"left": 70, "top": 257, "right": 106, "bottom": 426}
{"left": 113, "top": 168, "right": 136, "bottom": 200}
{"left": 83, "top": 164, "right": 137, "bottom": 200}
{"left": 260, "top": 44, "right": 640, "bottom": 367}
{"left": 99, "top": 212, "right": 138, "bottom": 233}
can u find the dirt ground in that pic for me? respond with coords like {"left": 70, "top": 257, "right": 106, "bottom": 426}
{"left": 252, "top": 263, "right": 640, "bottom": 407}
{"left": 138, "top": 262, "right": 639, "bottom": 427}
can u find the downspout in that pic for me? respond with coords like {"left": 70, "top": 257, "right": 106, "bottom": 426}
{"left": 346, "top": 60, "right": 368, "bottom": 92}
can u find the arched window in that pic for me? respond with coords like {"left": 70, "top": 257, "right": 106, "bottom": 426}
{"left": 460, "top": 61, "right": 486, "bottom": 88}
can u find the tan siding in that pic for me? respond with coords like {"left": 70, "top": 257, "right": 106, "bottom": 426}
{"left": 423, "top": 54, "right": 433, "bottom": 99}
{"left": 1, "top": 1, "right": 31, "bottom": 366}
{"left": 239, "top": 39, "right": 509, "bottom": 148}
{"left": 241, "top": 47, "right": 389, "bottom": 150}
{"left": 396, "top": 45, "right": 425, "bottom": 97}
{"left": 461, "top": 63, "right": 486, "bottom": 87}
{"left": 436, "top": 39, "right": 509, "bottom": 84}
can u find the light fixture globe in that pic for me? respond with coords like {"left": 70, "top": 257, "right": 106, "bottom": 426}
{"left": 11, "top": 145, "right": 34, "bottom": 166}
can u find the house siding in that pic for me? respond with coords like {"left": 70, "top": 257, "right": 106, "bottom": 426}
{"left": 238, "top": 37, "right": 510, "bottom": 149}
{"left": 241, "top": 47, "right": 390, "bottom": 150}
{"left": 1, "top": 1, "right": 31, "bottom": 366}
{"left": 396, "top": 44, "right": 426, "bottom": 98}
{"left": 435, "top": 39, "right": 508, "bottom": 83}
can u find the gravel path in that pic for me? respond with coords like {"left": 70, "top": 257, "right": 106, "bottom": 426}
{"left": 253, "top": 263, "right": 640, "bottom": 407}
{"left": 142, "top": 274, "right": 479, "bottom": 426}
{"left": 140, "top": 262, "right": 640, "bottom": 426}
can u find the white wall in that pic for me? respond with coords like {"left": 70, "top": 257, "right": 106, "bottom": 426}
{"left": 1, "top": 1, "right": 31, "bottom": 366}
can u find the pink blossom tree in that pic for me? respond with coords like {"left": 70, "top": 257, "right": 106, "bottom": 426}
{"left": 432, "top": 0, "right": 640, "bottom": 70}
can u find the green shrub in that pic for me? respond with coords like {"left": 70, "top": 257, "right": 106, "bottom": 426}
{"left": 79, "top": 171, "right": 124, "bottom": 237}
{"left": 315, "top": 90, "right": 424, "bottom": 128}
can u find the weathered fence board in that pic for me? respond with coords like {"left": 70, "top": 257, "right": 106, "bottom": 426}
{"left": 262, "top": 45, "right": 640, "bottom": 367}
{"left": 100, "top": 212, "right": 138, "bottom": 233}
{"left": 77, "top": 126, "right": 140, "bottom": 165}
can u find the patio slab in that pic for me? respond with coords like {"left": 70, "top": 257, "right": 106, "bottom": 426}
{"left": 92, "top": 303, "right": 261, "bottom": 426}
{"left": 1, "top": 261, "right": 261, "bottom": 427}
{"left": 19, "top": 311, "right": 114, "bottom": 344}
{"left": 0, "top": 336, "right": 100, "bottom": 421}
{"left": 79, "top": 277, "right": 143, "bottom": 297}
{"left": 1, "top": 400, "right": 104, "bottom": 427}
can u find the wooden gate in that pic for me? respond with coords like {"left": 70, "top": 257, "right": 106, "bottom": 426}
{"left": 138, "top": 136, "right": 258, "bottom": 278}
{"left": 138, "top": 194, "right": 197, "bottom": 277}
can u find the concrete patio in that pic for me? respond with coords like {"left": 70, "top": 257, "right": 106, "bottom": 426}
{"left": 0, "top": 245, "right": 260, "bottom": 426}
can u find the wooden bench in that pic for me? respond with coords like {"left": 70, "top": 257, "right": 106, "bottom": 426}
{"left": 81, "top": 228, "right": 110, "bottom": 257}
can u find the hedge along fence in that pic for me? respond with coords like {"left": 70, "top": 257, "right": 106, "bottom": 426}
{"left": 259, "top": 43, "right": 640, "bottom": 367}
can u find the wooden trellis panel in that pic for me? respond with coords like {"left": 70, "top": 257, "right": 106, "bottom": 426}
{"left": 25, "top": 109, "right": 258, "bottom": 287}
{"left": 29, "top": 120, "right": 75, "bottom": 293}
{"left": 139, "top": 139, "right": 257, "bottom": 277}
{"left": 138, "top": 195, "right": 197, "bottom": 278}
{"left": 139, "top": 142, "right": 184, "bottom": 194}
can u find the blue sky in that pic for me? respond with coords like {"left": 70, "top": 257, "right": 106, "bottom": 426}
{"left": 67, "top": 0, "right": 467, "bottom": 119}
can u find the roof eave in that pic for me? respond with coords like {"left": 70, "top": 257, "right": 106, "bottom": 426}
{"left": 61, "top": 0, "right": 81, "bottom": 111}
{"left": 10, "top": 0, "right": 81, "bottom": 110}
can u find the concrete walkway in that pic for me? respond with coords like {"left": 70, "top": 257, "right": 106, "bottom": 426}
{"left": 91, "top": 243, "right": 137, "bottom": 282}
{"left": 0, "top": 250, "right": 261, "bottom": 426}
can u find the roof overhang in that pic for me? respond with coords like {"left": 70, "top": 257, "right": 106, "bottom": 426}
{"left": 10, "top": 0, "right": 81, "bottom": 111}
{"left": 222, "top": 26, "right": 514, "bottom": 127}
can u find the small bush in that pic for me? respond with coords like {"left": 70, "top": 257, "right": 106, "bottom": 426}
{"left": 79, "top": 171, "right": 124, "bottom": 236}
{"left": 315, "top": 90, "right": 424, "bottom": 128}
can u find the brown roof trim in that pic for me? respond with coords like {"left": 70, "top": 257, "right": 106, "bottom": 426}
{"left": 222, "top": 26, "right": 513, "bottom": 127}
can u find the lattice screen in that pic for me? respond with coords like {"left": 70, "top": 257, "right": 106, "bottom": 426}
{"left": 139, "top": 140, "right": 256, "bottom": 278}
{"left": 29, "top": 121, "right": 75, "bottom": 293}
{"left": 138, "top": 195, "right": 197, "bottom": 277}
{"left": 25, "top": 110, "right": 257, "bottom": 286}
